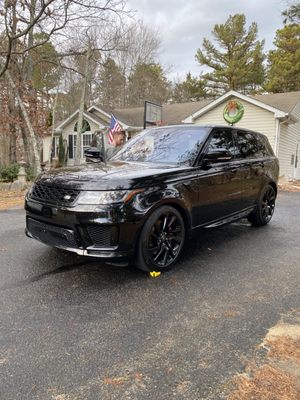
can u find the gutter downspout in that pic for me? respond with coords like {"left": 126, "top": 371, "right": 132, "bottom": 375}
{"left": 274, "top": 113, "right": 289, "bottom": 157}
{"left": 274, "top": 118, "right": 280, "bottom": 157}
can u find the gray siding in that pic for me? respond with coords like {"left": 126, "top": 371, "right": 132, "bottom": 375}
{"left": 278, "top": 100, "right": 300, "bottom": 180}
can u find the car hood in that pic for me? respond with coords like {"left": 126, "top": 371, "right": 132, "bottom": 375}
{"left": 36, "top": 161, "right": 191, "bottom": 190}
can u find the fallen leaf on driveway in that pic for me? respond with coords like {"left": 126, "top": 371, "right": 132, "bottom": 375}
{"left": 103, "top": 376, "right": 128, "bottom": 385}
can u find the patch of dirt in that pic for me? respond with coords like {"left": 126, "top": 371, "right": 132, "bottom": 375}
{"left": 103, "top": 376, "right": 128, "bottom": 386}
{"left": 0, "top": 190, "right": 26, "bottom": 210}
{"left": 278, "top": 181, "right": 300, "bottom": 192}
{"left": 227, "top": 311, "right": 300, "bottom": 399}
{"left": 265, "top": 323, "right": 300, "bottom": 341}
{"left": 224, "top": 310, "right": 241, "bottom": 318}
{"left": 266, "top": 336, "right": 300, "bottom": 361}
{"left": 228, "top": 364, "right": 299, "bottom": 400}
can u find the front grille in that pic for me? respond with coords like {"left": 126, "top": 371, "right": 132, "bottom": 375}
{"left": 30, "top": 182, "right": 80, "bottom": 206}
{"left": 27, "top": 218, "right": 79, "bottom": 249}
{"left": 86, "top": 225, "right": 119, "bottom": 247}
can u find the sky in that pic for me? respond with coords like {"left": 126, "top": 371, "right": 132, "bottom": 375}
{"left": 127, "top": 0, "right": 287, "bottom": 80}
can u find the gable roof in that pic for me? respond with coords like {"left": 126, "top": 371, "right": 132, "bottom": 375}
{"left": 182, "top": 90, "right": 294, "bottom": 123}
{"left": 55, "top": 110, "right": 106, "bottom": 132}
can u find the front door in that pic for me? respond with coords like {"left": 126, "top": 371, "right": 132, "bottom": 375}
{"left": 192, "top": 128, "right": 244, "bottom": 226}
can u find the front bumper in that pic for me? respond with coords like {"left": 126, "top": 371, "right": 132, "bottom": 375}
{"left": 25, "top": 197, "right": 142, "bottom": 259}
{"left": 25, "top": 226, "right": 130, "bottom": 258}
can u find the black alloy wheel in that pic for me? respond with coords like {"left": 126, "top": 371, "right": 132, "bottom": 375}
{"left": 248, "top": 184, "right": 276, "bottom": 226}
{"left": 136, "top": 206, "right": 186, "bottom": 271}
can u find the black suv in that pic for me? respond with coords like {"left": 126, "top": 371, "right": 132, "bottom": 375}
{"left": 25, "top": 125, "right": 279, "bottom": 271}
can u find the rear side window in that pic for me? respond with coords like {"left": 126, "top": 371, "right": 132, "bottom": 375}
{"left": 207, "top": 129, "right": 236, "bottom": 155}
{"left": 259, "top": 135, "right": 275, "bottom": 157}
{"left": 235, "top": 130, "right": 268, "bottom": 159}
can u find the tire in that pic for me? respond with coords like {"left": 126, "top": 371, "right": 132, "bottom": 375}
{"left": 135, "top": 206, "right": 186, "bottom": 272}
{"left": 247, "top": 184, "right": 276, "bottom": 227}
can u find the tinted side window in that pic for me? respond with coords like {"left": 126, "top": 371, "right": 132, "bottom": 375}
{"left": 259, "top": 135, "right": 275, "bottom": 157}
{"left": 235, "top": 131, "right": 264, "bottom": 159}
{"left": 207, "top": 129, "right": 235, "bottom": 155}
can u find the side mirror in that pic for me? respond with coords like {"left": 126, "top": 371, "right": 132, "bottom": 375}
{"left": 203, "top": 149, "right": 233, "bottom": 165}
{"left": 84, "top": 147, "right": 103, "bottom": 161}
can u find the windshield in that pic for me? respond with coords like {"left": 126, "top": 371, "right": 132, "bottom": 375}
{"left": 112, "top": 127, "right": 209, "bottom": 165}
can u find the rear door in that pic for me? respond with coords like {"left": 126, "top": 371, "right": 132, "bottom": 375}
{"left": 233, "top": 130, "right": 266, "bottom": 209}
{"left": 192, "top": 127, "right": 244, "bottom": 226}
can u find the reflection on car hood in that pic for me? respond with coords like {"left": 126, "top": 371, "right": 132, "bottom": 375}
{"left": 36, "top": 160, "right": 191, "bottom": 190}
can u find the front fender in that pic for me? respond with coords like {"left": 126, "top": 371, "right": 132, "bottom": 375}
{"left": 129, "top": 185, "right": 192, "bottom": 250}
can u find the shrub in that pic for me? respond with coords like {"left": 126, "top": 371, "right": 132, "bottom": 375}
{"left": 0, "top": 164, "right": 20, "bottom": 182}
{"left": 57, "top": 134, "right": 67, "bottom": 167}
{"left": 26, "top": 166, "right": 35, "bottom": 182}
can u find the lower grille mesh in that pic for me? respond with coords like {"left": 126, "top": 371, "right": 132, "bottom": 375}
{"left": 86, "top": 225, "right": 118, "bottom": 247}
{"left": 27, "top": 218, "right": 78, "bottom": 249}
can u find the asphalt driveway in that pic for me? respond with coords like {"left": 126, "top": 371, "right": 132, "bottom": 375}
{"left": 1, "top": 191, "right": 300, "bottom": 400}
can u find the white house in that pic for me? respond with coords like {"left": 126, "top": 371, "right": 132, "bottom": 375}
{"left": 44, "top": 90, "right": 300, "bottom": 181}
{"left": 183, "top": 90, "right": 300, "bottom": 181}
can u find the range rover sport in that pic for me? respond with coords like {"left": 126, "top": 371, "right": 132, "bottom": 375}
{"left": 25, "top": 125, "right": 279, "bottom": 271}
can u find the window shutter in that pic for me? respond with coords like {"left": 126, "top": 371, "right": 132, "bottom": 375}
{"left": 68, "top": 135, "right": 73, "bottom": 159}
{"left": 51, "top": 137, "right": 55, "bottom": 159}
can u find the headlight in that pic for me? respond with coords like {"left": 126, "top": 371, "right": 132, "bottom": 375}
{"left": 77, "top": 189, "right": 144, "bottom": 205}
{"left": 26, "top": 184, "right": 34, "bottom": 198}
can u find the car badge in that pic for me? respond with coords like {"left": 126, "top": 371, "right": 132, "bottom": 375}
{"left": 64, "top": 195, "right": 72, "bottom": 201}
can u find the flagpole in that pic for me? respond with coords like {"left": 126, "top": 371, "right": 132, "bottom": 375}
{"left": 102, "top": 129, "right": 107, "bottom": 165}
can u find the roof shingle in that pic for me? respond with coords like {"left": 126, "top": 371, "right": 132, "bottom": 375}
{"left": 252, "top": 91, "right": 300, "bottom": 113}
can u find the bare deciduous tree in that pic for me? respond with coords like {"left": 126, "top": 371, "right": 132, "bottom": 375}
{"left": 0, "top": 0, "right": 130, "bottom": 173}
{"left": 0, "top": 0, "right": 128, "bottom": 77}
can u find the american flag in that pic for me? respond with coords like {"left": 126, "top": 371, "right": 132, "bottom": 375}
{"left": 108, "top": 114, "right": 123, "bottom": 145}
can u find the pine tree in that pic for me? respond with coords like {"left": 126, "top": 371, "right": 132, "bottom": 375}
{"left": 172, "top": 73, "right": 208, "bottom": 102}
{"left": 97, "top": 58, "right": 125, "bottom": 108}
{"left": 282, "top": 3, "right": 300, "bottom": 24}
{"left": 265, "top": 24, "right": 300, "bottom": 93}
{"left": 127, "top": 63, "right": 169, "bottom": 107}
{"left": 195, "top": 14, "right": 265, "bottom": 93}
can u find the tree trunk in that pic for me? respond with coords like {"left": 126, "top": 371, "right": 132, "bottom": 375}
{"left": 18, "top": 108, "right": 33, "bottom": 165}
{"left": 47, "top": 90, "right": 59, "bottom": 167}
{"left": 9, "top": 135, "right": 17, "bottom": 164}
{"left": 75, "top": 43, "right": 91, "bottom": 166}
{"left": 8, "top": 86, "right": 17, "bottom": 164}
{"left": 6, "top": 70, "right": 42, "bottom": 174}
{"left": 7, "top": 0, "right": 18, "bottom": 164}
{"left": 25, "top": 0, "right": 36, "bottom": 81}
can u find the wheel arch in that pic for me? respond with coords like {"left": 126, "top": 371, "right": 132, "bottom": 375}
{"left": 132, "top": 200, "right": 189, "bottom": 271}
{"left": 132, "top": 199, "right": 192, "bottom": 254}
{"left": 268, "top": 181, "right": 278, "bottom": 197}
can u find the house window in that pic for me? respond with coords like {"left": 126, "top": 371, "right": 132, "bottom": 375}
{"left": 74, "top": 119, "right": 91, "bottom": 133}
{"left": 51, "top": 136, "right": 60, "bottom": 158}
{"left": 72, "top": 133, "right": 93, "bottom": 159}
{"left": 82, "top": 133, "right": 93, "bottom": 156}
